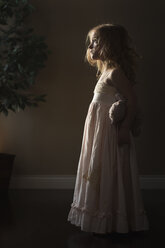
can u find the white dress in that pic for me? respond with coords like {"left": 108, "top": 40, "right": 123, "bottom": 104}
{"left": 67, "top": 69, "right": 150, "bottom": 234}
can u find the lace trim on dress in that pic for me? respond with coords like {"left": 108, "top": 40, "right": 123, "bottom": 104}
{"left": 83, "top": 165, "right": 101, "bottom": 192}
{"left": 70, "top": 202, "right": 147, "bottom": 219}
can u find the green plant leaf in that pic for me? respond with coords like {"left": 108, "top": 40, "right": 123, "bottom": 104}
{"left": 0, "top": 0, "right": 50, "bottom": 115}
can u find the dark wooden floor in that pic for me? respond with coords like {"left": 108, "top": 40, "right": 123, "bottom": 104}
{"left": 0, "top": 189, "right": 164, "bottom": 248}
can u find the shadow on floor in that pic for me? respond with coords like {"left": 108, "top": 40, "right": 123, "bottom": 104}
{"left": 0, "top": 189, "right": 163, "bottom": 248}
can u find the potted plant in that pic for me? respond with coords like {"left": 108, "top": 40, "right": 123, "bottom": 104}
{"left": 0, "top": 0, "right": 50, "bottom": 192}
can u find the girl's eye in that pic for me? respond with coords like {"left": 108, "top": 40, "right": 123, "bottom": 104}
{"left": 93, "top": 38, "right": 98, "bottom": 42}
{"left": 92, "top": 39, "right": 98, "bottom": 46}
{"left": 88, "top": 38, "right": 98, "bottom": 48}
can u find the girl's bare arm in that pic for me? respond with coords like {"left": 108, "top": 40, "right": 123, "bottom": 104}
{"left": 108, "top": 68, "right": 138, "bottom": 129}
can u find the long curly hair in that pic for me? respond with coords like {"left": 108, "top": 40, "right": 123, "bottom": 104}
{"left": 84, "top": 23, "right": 142, "bottom": 86}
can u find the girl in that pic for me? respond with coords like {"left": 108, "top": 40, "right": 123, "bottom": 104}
{"left": 67, "top": 23, "right": 149, "bottom": 236}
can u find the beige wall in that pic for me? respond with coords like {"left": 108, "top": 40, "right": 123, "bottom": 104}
{"left": 0, "top": 0, "right": 164, "bottom": 175}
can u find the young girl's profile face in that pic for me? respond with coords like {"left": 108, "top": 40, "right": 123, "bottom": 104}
{"left": 88, "top": 31, "right": 102, "bottom": 60}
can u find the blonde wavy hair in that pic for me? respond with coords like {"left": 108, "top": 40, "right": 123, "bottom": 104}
{"left": 84, "top": 23, "right": 142, "bottom": 85}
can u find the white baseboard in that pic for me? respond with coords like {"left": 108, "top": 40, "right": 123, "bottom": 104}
{"left": 9, "top": 175, "right": 165, "bottom": 189}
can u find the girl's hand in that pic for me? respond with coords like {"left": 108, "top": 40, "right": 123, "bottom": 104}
{"left": 118, "top": 126, "right": 130, "bottom": 147}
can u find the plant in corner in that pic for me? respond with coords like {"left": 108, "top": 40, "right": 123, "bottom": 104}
{"left": 0, "top": 0, "right": 50, "bottom": 192}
